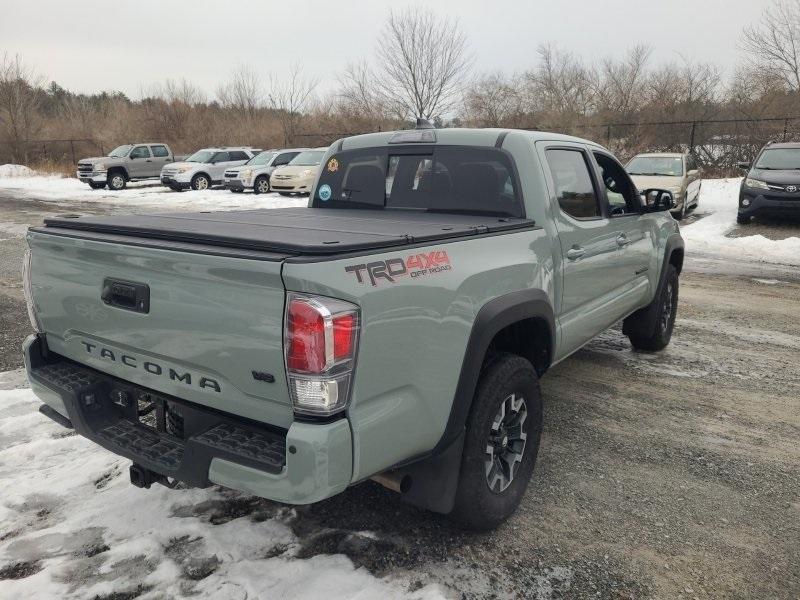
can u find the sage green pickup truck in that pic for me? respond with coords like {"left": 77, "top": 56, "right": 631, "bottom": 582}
{"left": 22, "top": 124, "right": 684, "bottom": 529}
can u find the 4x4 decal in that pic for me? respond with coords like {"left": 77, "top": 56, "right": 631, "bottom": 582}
{"left": 345, "top": 250, "right": 452, "bottom": 286}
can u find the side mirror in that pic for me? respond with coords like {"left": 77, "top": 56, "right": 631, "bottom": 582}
{"left": 640, "top": 188, "right": 676, "bottom": 212}
{"left": 687, "top": 169, "right": 699, "bottom": 176}
{"left": 737, "top": 161, "right": 750, "bottom": 170}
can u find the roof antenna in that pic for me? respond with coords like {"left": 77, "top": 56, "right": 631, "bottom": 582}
{"left": 416, "top": 118, "right": 435, "bottom": 130}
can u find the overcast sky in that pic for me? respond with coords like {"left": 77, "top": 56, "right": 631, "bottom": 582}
{"left": 0, "top": 0, "right": 771, "bottom": 99}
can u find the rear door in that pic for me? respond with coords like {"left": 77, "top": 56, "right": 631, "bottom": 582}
{"left": 539, "top": 143, "right": 628, "bottom": 356}
{"left": 149, "top": 145, "right": 171, "bottom": 176}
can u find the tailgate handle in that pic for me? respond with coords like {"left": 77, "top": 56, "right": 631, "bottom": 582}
{"left": 101, "top": 278, "right": 150, "bottom": 314}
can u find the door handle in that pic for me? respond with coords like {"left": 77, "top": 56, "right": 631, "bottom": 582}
{"left": 616, "top": 234, "right": 631, "bottom": 247}
{"left": 566, "top": 246, "right": 586, "bottom": 260}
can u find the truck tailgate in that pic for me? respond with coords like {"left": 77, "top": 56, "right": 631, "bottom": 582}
{"left": 27, "top": 230, "right": 294, "bottom": 428}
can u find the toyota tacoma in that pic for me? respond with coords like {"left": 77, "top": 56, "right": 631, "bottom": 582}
{"left": 22, "top": 124, "right": 683, "bottom": 530}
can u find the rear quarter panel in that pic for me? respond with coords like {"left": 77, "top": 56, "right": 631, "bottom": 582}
{"left": 282, "top": 228, "right": 555, "bottom": 482}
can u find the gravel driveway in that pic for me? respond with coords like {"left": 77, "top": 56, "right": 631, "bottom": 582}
{"left": 0, "top": 191, "right": 797, "bottom": 599}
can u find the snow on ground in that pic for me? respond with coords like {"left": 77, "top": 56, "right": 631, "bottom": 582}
{"left": 0, "top": 374, "right": 446, "bottom": 600}
{"left": 0, "top": 165, "right": 37, "bottom": 178}
{"left": 683, "top": 178, "right": 800, "bottom": 266}
{"left": 0, "top": 169, "right": 307, "bottom": 212}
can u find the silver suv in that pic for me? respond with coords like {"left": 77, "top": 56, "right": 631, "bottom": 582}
{"left": 223, "top": 148, "right": 308, "bottom": 194}
{"left": 161, "top": 147, "right": 261, "bottom": 191}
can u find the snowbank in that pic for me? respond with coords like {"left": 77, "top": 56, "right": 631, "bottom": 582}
{"left": 0, "top": 164, "right": 36, "bottom": 178}
{"left": 0, "top": 376, "right": 446, "bottom": 599}
{"left": 683, "top": 178, "right": 800, "bottom": 266}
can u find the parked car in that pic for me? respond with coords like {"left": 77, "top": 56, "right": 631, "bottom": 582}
{"left": 626, "top": 152, "right": 702, "bottom": 220}
{"left": 23, "top": 124, "right": 683, "bottom": 530}
{"left": 76, "top": 144, "right": 186, "bottom": 190}
{"left": 269, "top": 148, "right": 327, "bottom": 196}
{"left": 223, "top": 148, "right": 307, "bottom": 194}
{"left": 160, "top": 147, "right": 261, "bottom": 191}
{"left": 737, "top": 141, "right": 800, "bottom": 224}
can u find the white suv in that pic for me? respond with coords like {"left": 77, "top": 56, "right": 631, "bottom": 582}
{"left": 161, "top": 147, "right": 261, "bottom": 191}
{"left": 223, "top": 148, "right": 308, "bottom": 194}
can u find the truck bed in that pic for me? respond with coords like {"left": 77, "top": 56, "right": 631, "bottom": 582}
{"left": 38, "top": 207, "right": 535, "bottom": 258}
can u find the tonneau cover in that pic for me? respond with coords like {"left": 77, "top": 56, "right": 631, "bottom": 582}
{"left": 40, "top": 207, "right": 534, "bottom": 256}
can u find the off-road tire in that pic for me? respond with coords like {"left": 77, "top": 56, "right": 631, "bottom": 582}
{"left": 254, "top": 176, "right": 270, "bottom": 195}
{"left": 191, "top": 174, "right": 210, "bottom": 191}
{"left": 628, "top": 264, "right": 679, "bottom": 351}
{"left": 88, "top": 181, "right": 106, "bottom": 190}
{"left": 451, "top": 354, "right": 543, "bottom": 531}
{"left": 737, "top": 213, "right": 750, "bottom": 225}
{"left": 107, "top": 171, "right": 126, "bottom": 191}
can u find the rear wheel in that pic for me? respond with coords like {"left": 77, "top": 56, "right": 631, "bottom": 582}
{"left": 628, "top": 265, "right": 678, "bottom": 351}
{"left": 107, "top": 171, "right": 126, "bottom": 191}
{"left": 88, "top": 181, "right": 106, "bottom": 190}
{"left": 254, "top": 176, "right": 270, "bottom": 194}
{"left": 191, "top": 174, "right": 210, "bottom": 191}
{"left": 451, "top": 354, "right": 543, "bottom": 531}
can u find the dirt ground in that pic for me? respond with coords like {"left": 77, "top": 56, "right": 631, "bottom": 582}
{"left": 0, "top": 194, "right": 798, "bottom": 598}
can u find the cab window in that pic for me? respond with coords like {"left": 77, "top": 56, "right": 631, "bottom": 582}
{"left": 593, "top": 152, "right": 641, "bottom": 216}
{"left": 151, "top": 145, "right": 169, "bottom": 158}
{"left": 130, "top": 146, "right": 151, "bottom": 159}
{"left": 545, "top": 149, "right": 600, "bottom": 219}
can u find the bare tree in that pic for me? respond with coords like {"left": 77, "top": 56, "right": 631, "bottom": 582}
{"left": 593, "top": 45, "right": 652, "bottom": 119}
{"left": 0, "top": 52, "right": 45, "bottom": 162}
{"left": 216, "top": 64, "right": 263, "bottom": 117}
{"left": 337, "top": 61, "right": 384, "bottom": 119}
{"left": 376, "top": 7, "right": 473, "bottom": 121}
{"left": 463, "top": 71, "right": 527, "bottom": 127}
{"left": 741, "top": 0, "right": 800, "bottom": 93}
{"left": 267, "top": 64, "right": 319, "bottom": 145}
{"left": 526, "top": 44, "right": 594, "bottom": 128}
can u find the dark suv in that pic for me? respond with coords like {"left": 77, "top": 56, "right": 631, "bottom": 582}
{"left": 738, "top": 142, "right": 800, "bottom": 224}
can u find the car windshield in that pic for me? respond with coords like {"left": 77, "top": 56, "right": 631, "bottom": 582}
{"left": 626, "top": 156, "right": 684, "bottom": 177}
{"left": 754, "top": 148, "right": 800, "bottom": 170}
{"left": 108, "top": 145, "right": 132, "bottom": 158}
{"left": 289, "top": 150, "right": 325, "bottom": 166}
{"left": 185, "top": 150, "right": 216, "bottom": 163}
{"left": 246, "top": 152, "right": 275, "bottom": 166}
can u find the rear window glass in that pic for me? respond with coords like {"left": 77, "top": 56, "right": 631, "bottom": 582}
{"left": 312, "top": 146, "right": 523, "bottom": 217}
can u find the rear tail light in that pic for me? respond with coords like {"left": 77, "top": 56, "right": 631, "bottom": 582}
{"left": 284, "top": 293, "right": 360, "bottom": 416}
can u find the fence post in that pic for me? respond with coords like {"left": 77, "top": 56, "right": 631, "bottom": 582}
{"left": 689, "top": 121, "right": 697, "bottom": 154}
{"left": 69, "top": 140, "right": 75, "bottom": 165}
{"left": 783, "top": 119, "right": 789, "bottom": 142}
{"left": 606, "top": 124, "right": 611, "bottom": 146}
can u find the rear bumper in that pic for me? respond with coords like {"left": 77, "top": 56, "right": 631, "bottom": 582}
{"left": 739, "top": 190, "right": 800, "bottom": 218}
{"left": 24, "top": 334, "right": 352, "bottom": 504}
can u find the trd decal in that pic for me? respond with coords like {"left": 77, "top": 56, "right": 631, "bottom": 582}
{"left": 345, "top": 250, "right": 452, "bottom": 286}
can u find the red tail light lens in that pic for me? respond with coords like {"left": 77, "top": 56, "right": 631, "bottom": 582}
{"left": 284, "top": 294, "right": 360, "bottom": 416}
{"left": 286, "top": 299, "right": 326, "bottom": 373}
{"left": 333, "top": 313, "right": 355, "bottom": 360}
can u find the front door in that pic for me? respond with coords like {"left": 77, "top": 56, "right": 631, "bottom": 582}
{"left": 128, "top": 145, "right": 152, "bottom": 178}
{"left": 539, "top": 144, "right": 629, "bottom": 358}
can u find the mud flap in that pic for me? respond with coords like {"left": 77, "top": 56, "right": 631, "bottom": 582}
{"left": 394, "top": 430, "right": 465, "bottom": 515}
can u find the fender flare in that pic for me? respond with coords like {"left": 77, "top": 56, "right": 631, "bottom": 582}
{"left": 392, "top": 289, "right": 555, "bottom": 514}
{"left": 107, "top": 166, "right": 129, "bottom": 180}
{"left": 623, "top": 234, "right": 685, "bottom": 337}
